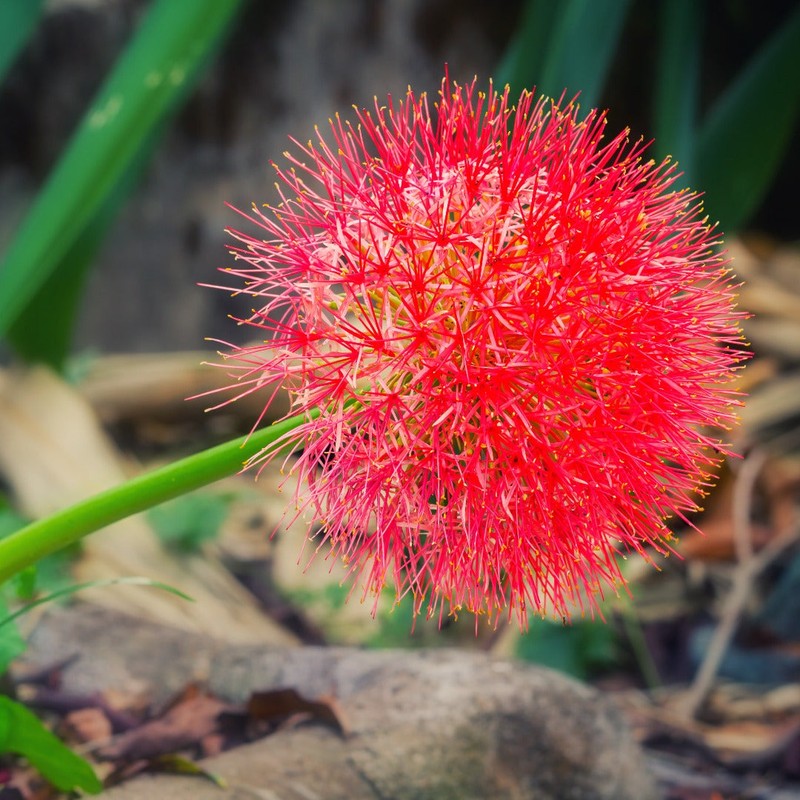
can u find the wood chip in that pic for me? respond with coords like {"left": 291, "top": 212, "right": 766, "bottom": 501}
{"left": 0, "top": 366, "right": 296, "bottom": 645}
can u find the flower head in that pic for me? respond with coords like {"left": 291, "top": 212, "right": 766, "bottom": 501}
{"left": 215, "top": 77, "right": 747, "bottom": 625}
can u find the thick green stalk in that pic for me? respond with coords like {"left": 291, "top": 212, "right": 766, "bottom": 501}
{"left": 0, "top": 413, "right": 310, "bottom": 585}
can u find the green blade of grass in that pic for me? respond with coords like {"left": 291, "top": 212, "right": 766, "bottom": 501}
{"left": 0, "top": 0, "right": 45, "bottom": 84}
{"left": 495, "top": 0, "right": 560, "bottom": 93}
{"left": 538, "top": 0, "right": 631, "bottom": 108}
{"left": 497, "top": 0, "right": 631, "bottom": 107}
{"left": 0, "top": 597, "right": 25, "bottom": 676}
{"left": 7, "top": 204, "right": 112, "bottom": 367}
{"left": 696, "top": 3, "right": 800, "bottom": 232}
{"left": 0, "top": 0, "right": 244, "bottom": 353}
{"left": 651, "top": 0, "right": 703, "bottom": 184}
{"left": 6, "top": 127, "right": 160, "bottom": 368}
{"left": 0, "top": 576, "right": 193, "bottom": 632}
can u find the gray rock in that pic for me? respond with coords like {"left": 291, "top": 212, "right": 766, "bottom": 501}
{"left": 21, "top": 605, "right": 660, "bottom": 799}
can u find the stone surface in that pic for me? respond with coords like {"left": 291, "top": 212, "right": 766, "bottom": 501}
{"left": 21, "top": 605, "right": 661, "bottom": 799}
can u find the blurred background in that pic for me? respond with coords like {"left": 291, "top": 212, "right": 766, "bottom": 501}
{"left": 0, "top": 0, "right": 797, "bottom": 357}
{"left": 1, "top": 1, "right": 800, "bottom": 795}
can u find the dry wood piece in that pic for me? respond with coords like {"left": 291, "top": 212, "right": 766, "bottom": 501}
{"left": 678, "top": 449, "right": 800, "bottom": 719}
{"left": 76, "top": 351, "right": 290, "bottom": 424}
{"left": 0, "top": 366, "right": 295, "bottom": 645}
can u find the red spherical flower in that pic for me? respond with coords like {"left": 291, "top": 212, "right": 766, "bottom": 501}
{"left": 214, "top": 77, "right": 747, "bottom": 625}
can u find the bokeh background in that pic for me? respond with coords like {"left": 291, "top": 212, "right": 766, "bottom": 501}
{"left": 1, "top": 0, "right": 797, "bottom": 358}
{"left": 1, "top": 2, "right": 800, "bottom": 795}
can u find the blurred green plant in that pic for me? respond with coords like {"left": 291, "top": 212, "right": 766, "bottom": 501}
{"left": 0, "top": 0, "right": 45, "bottom": 85}
{"left": 497, "top": 0, "right": 633, "bottom": 110}
{"left": 0, "top": 695, "right": 103, "bottom": 794}
{"left": 693, "top": 4, "right": 800, "bottom": 231}
{"left": 148, "top": 490, "right": 234, "bottom": 553}
{"left": 0, "top": 0, "right": 244, "bottom": 368}
{"left": 497, "top": 0, "right": 800, "bottom": 233}
{"left": 516, "top": 617, "right": 619, "bottom": 681}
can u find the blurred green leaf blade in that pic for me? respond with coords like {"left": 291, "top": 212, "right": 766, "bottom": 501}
{"left": 696, "top": 3, "right": 800, "bottom": 231}
{"left": 0, "top": 0, "right": 244, "bottom": 361}
{"left": 497, "top": 0, "right": 631, "bottom": 108}
{"left": 495, "top": 0, "right": 560, "bottom": 93}
{"left": 0, "top": 597, "right": 25, "bottom": 677}
{"left": 0, "top": 696, "right": 102, "bottom": 793}
{"left": 0, "top": 0, "right": 45, "bottom": 84}
{"left": 539, "top": 0, "right": 632, "bottom": 108}
{"left": 652, "top": 0, "right": 703, "bottom": 183}
{"left": 5, "top": 139, "right": 153, "bottom": 368}
{"left": 0, "top": 576, "right": 193, "bottom": 633}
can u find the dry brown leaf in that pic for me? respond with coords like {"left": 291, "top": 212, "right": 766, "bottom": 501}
{"left": 96, "top": 685, "right": 231, "bottom": 762}
{"left": 703, "top": 718, "right": 795, "bottom": 756}
{"left": 739, "top": 276, "right": 800, "bottom": 322}
{"left": 246, "top": 687, "right": 349, "bottom": 737}
{"left": 62, "top": 707, "right": 113, "bottom": 745}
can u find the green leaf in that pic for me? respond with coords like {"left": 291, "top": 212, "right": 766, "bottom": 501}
{"left": 151, "top": 753, "right": 227, "bottom": 787}
{"left": 516, "top": 618, "right": 618, "bottom": 680}
{"left": 6, "top": 123, "right": 164, "bottom": 368}
{"left": 496, "top": 0, "right": 632, "bottom": 109}
{"left": 7, "top": 199, "right": 117, "bottom": 368}
{"left": 495, "top": 0, "right": 560, "bottom": 93}
{"left": 696, "top": 4, "right": 800, "bottom": 231}
{"left": 0, "top": 597, "right": 25, "bottom": 677}
{"left": 0, "top": 0, "right": 45, "bottom": 84}
{"left": 0, "top": 696, "right": 102, "bottom": 793}
{"left": 148, "top": 491, "right": 232, "bottom": 553}
{"left": 0, "top": 506, "right": 28, "bottom": 540}
{"left": 0, "top": 0, "right": 245, "bottom": 362}
{"left": 651, "top": 0, "right": 703, "bottom": 183}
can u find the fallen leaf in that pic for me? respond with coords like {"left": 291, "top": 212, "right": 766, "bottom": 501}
{"left": 246, "top": 687, "right": 349, "bottom": 737}
{"left": 149, "top": 754, "right": 227, "bottom": 787}
{"left": 95, "top": 685, "right": 231, "bottom": 761}
{"left": 62, "top": 707, "right": 112, "bottom": 745}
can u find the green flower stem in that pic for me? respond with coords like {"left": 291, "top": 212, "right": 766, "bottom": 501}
{"left": 0, "top": 412, "right": 311, "bottom": 586}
